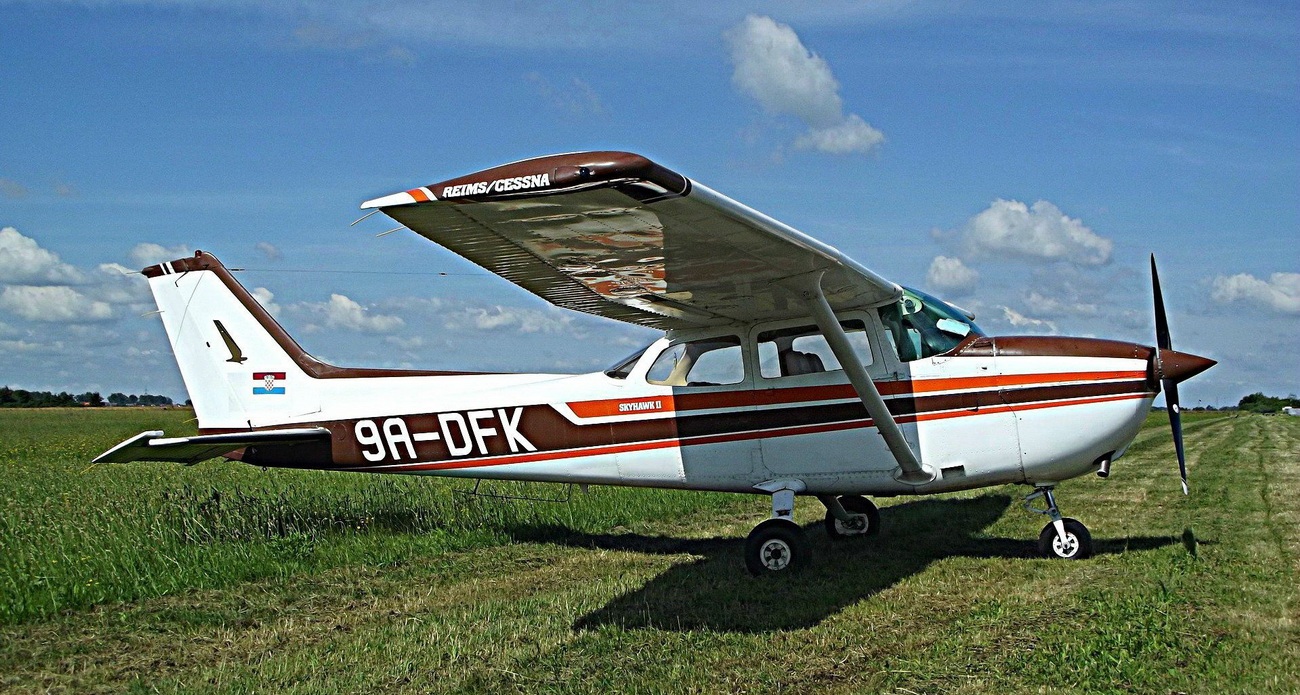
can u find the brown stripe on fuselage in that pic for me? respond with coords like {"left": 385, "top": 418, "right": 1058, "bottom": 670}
{"left": 956, "top": 336, "right": 1155, "bottom": 362}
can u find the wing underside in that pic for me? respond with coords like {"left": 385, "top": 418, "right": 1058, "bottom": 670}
{"left": 364, "top": 152, "right": 900, "bottom": 329}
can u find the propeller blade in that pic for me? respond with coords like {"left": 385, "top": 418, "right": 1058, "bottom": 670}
{"left": 1164, "top": 378, "right": 1189, "bottom": 495}
{"left": 1152, "top": 254, "right": 1188, "bottom": 495}
{"left": 1151, "top": 253, "right": 1172, "bottom": 350}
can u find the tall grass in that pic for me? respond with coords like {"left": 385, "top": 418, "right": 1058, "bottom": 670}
{"left": 0, "top": 409, "right": 741, "bottom": 624}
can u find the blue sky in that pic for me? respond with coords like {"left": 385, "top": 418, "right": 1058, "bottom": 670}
{"left": 1, "top": 0, "right": 1296, "bottom": 406}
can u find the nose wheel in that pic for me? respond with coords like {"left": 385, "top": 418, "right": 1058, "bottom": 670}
{"left": 1038, "top": 517, "right": 1091, "bottom": 559}
{"left": 1025, "top": 487, "right": 1093, "bottom": 560}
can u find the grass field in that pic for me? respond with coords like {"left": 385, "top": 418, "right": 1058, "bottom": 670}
{"left": 1, "top": 408, "right": 1296, "bottom": 693}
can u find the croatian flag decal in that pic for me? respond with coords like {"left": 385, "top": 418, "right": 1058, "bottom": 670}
{"left": 253, "top": 372, "right": 286, "bottom": 395}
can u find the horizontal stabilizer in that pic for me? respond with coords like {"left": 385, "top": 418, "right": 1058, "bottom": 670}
{"left": 94, "top": 427, "right": 331, "bottom": 465}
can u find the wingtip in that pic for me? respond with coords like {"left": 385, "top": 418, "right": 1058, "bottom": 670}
{"left": 360, "top": 190, "right": 423, "bottom": 209}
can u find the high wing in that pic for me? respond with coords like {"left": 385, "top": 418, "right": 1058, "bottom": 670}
{"left": 362, "top": 152, "right": 900, "bottom": 329}
{"left": 94, "top": 427, "right": 331, "bottom": 465}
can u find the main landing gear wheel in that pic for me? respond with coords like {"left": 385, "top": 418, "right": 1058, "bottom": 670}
{"left": 823, "top": 495, "right": 881, "bottom": 540}
{"left": 1038, "top": 518, "right": 1093, "bottom": 559}
{"left": 745, "top": 519, "right": 810, "bottom": 576}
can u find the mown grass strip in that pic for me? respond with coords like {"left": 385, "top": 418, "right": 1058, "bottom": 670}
{"left": 0, "top": 409, "right": 746, "bottom": 625}
{"left": 3, "top": 410, "right": 1296, "bottom": 694}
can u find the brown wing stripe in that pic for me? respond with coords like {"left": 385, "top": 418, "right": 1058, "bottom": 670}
{"left": 422, "top": 151, "right": 689, "bottom": 204}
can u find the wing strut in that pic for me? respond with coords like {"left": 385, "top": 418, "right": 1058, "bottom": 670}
{"left": 803, "top": 272, "right": 935, "bottom": 485}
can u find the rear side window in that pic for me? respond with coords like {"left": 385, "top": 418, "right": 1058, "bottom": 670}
{"left": 757, "top": 321, "right": 871, "bottom": 379}
{"left": 646, "top": 336, "right": 744, "bottom": 387}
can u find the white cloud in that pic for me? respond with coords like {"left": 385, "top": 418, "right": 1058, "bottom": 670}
{"left": 0, "top": 178, "right": 29, "bottom": 199}
{"left": 961, "top": 199, "right": 1113, "bottom": 266}
{"left": 128, "top": 243, "right": 192, "bottom": 268}
{"left": 308, "top": 293, "right": 404, "bottom": 332}
{"left": 90, "top": 263, "right": 152, "bottom": 308}
{"left": 1211, "top": 272, "right": 1300, "bottom": 314}
{"left": 792, "top": 114, "right": 884, "bottom": 155}
{"left": 254, "top": 241, "right": 283, "bottom": 261}
{"left": 926, "top": 255, "right": 979, "bottom": 294}
{"left": 290, "top": 21, "right": 416, "bottom": 64}
{"left": 0, "top": 338, "right": 44, "bottom": 353}
{"left": 0, "top": 285, "right": 113, "bottom": 322}
{"left": 251, "top": 287, "right": 283, "bottom": 318}
{"left": 384, "top": 335, "right": 426, "bottom": 350}
{"left": 1023, "top": 290, "right": 1099, "bottom": 317}
{"left": 525, "top": 72, "right": 605, "bottom": 117}
{"left": 725, "top": 15, "right": 884, "bottom": 155}
{"left": 0, "top": 227, "right": 85, "bottom": 284}
{"left": 999, "top": 306, "right": 1058, "bottom": 334}
{"left": 446, "top": 305, "right": 573, "bottom": 334}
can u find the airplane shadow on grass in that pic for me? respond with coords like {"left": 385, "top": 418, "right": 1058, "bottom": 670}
{"left": 509, "top": 494, "right": 1179, "bottom": 633}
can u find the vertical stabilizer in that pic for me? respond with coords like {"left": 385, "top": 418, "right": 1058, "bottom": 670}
{"left": 145, "top": 253, "right": 319, "bottom": 429}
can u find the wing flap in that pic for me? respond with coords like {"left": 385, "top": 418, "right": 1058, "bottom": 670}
{"left": 367, "top": 152, "right": 900, "bottom": 329}
{"left": 94, "top": 427, "right": 331, "bottom": 465}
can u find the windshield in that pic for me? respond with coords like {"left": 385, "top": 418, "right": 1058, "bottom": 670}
{"left": 878, "top": 287, "right": 984, "bottom": 361}
{"left": 604, "top": 341, "right": 657, "bottom": 379}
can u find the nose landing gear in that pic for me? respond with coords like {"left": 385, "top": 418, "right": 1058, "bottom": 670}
{"left": 1024, "top": 487, "right": 1093, "bottom": 559}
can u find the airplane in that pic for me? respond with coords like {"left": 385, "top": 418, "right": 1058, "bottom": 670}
{"left": 95, "top": 151, "right": 1216, "bottom": 575}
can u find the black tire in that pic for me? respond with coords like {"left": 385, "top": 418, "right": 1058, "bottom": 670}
{"left": 823, "top": 495, "right": 881, "bottom": 540}
{"left": 1037, "top": 518, "right": 1093, "bottom": 559}
{"left": 745, "top": 519, "right": 810, "bottom": 576}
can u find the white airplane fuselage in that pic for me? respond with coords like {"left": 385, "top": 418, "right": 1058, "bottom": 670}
{"left": 232, "top": 343, "right": 1153, "bottom": 497}
{"left": 162, "top": 267, "right": 1152, "bottom": 500}
{"left": 137, "top": 253, "right": 1204, "bottom": 500}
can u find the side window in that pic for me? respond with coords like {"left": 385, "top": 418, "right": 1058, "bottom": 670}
{"left": 646, "top": 336, "right": 744, "bottom": 387}
{"left": 757, "top": 321, "right": 872, "bottom": 379}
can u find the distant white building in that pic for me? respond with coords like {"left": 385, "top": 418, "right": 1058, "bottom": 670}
{"left": 1284, "top": 406, "right": 1300, "bottom": 416}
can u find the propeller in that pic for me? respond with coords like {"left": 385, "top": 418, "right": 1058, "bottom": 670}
{"left": 1151, "top": 254, "right": 1189, "bottom": 495}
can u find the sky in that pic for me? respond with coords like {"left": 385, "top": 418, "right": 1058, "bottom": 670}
{"left": 1, "top": 0, "right": 1296, "bottom": 407}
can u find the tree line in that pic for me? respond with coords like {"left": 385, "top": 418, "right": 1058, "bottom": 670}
{"left": 0, "top": 387, "right": 175, "bottom": 408}
{"left": 1236, "top": 392, "right": 1299, "bottom": 414}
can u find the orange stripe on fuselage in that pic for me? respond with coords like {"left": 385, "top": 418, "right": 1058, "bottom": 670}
{"left": 566, "top": 370, "right": 1146, "bottom": 418}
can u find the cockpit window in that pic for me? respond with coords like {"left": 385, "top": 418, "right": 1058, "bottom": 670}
{"left": 604, "top": 342, "right": 655, "bottom": 379}
{"left": 646, "top": 336, "right": 744, "bottom": 387}
{"left": 878, "top": 287, "right": 984, "bottom": 362}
